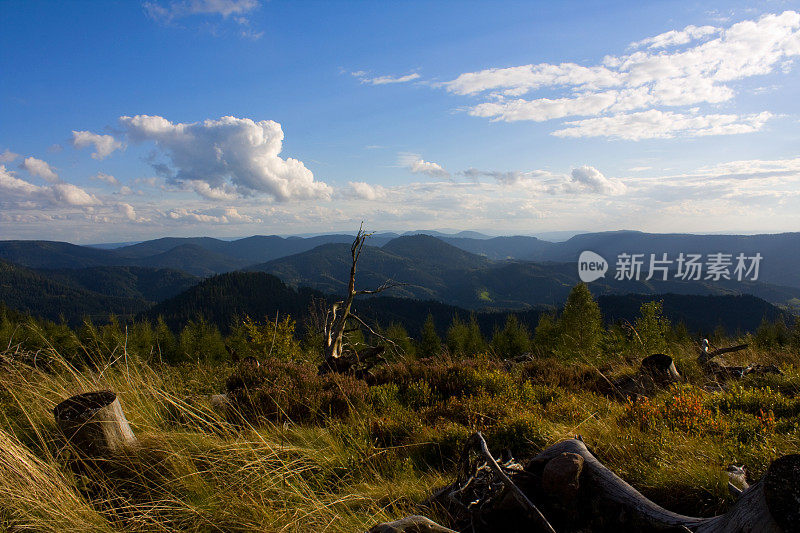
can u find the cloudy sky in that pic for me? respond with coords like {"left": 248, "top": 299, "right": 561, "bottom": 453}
{"left": 2, "top": 0, "right": 800, "bottom": 243}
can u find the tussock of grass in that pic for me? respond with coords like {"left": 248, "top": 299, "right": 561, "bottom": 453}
{"left": 0, "top": 344, "right": 427, "bottom": 532}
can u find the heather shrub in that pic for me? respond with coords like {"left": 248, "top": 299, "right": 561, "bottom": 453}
{"left": 226, "top": 358, "right": 368, "bottom": 423}
{"left": 487, "top": 411, "right": 550, "bottom": 457}
{"left": 370, "top": 412, "right": 424, "bottom": 447}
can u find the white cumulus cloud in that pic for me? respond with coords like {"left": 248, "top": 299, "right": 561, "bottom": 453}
{"left": 399, "top": 153, "right": 451, "bottom": 179}
{"left": 91, "top": 172, "right": 120, "bottom": 186}
{"left": 0, "top": 165, "right": 100, "bottom": 209}
{"left": 19, "top": 157, "right": 59, "bottom": 182}
{"left": 346, "top": 181, "right": 388, "bottom": 200}
{"left": 119, "top": 203, "right": 138, "bottom": 221}
{"left": 72, "top": 131, "right": 124, "bottom": 160}
{"left": 119, "top": 114, "right": 331, "bottom": 201}
{"left": 567, "top": 166, "right": 627, "bottom": 195}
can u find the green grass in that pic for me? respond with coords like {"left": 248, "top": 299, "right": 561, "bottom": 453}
{"left": 1, "top": 326, "right": 799, "bottom": 530}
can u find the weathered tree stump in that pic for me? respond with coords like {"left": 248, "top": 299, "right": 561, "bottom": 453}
{"left": 641, "top": 353, "right": 681, "bottom": 382}
{"left": 53, "top": 391, "right": 137, "bottom": 456}
{"left": 611, "top": 354, "right": 682, "bottom": 398}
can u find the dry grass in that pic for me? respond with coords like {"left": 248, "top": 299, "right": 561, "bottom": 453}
{"left": 1, "top": 325, "right": 799, "bottom": 531}
{"left": 0, "top": 343, "right": 438, "bottom": 532}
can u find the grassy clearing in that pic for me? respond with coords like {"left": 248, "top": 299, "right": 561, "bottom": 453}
{"left": 0, "top": 297, "right": 799, "bottom": 531}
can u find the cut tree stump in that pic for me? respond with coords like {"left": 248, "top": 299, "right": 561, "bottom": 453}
{"left": 611, "top": 354, "right": 682, "bottom": 398}
{"left": 641, "top": 353, "right": 681, "bottom": 382}
{"left": 53, "top": 390, "right": 137, "bottom": 456}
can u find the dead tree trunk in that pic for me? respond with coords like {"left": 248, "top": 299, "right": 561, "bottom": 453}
{"left": 53, "top": 390, "right": 137, "bottom": 456}
{"left": 526, "top": 438, "right": 798, "bottom": 532}
{"left": 375, "top": 434, "right": 800, "bottom": 532}
{"left": 698, "top": 342, "right": 748, "bottom": 365}
{"left": 319, "top": 224, "right": 399, "bottom": 375}
{"left": 696, "top": 342, "right": 781, "bottom": 380}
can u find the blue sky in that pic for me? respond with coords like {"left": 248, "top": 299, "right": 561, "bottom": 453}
{"left": 2, "top": 0, "right": 800, "bottom": 242}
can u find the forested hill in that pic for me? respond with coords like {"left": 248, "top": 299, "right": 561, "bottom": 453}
{"left": 0, "top": 259, "right": 149, "bottom": 323}
{"left": 144, "top": 271, "right": 325, "bottom": 331}
{"left": 144, "top": 272, "right": 787, "bottom": 337}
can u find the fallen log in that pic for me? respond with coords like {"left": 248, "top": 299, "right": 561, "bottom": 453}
{"left": 698, "top": 343, "right": 748, "bottom": 365}
{"left": 375, "top": 435, "right": 800, "bottom": 532}
{"left": 53, "top": 390, "right": 137, "bottom": 456}
{"left": 527, "top": 439, "right": 798, "bottom": 532}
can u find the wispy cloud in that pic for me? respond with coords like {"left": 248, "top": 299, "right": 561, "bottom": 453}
{"left": 144, "top": 0, "right": 259, "bottom": 22}
{"left": 144, "top": 0, "right": 262, "bottom": 38}
{"left": 462, "top": 165, "right": 626, "bottom": 195}
{"left": 167, "top": 206, "right": 260, "bottom": 224}
{"left": 0, "top": 149, "right": 19, "bottom": 163}
{"left": 440, "top": 11, "right": 799, "bottom": 138}
{"left": 629, "top": 24, "right": 720, "bottom": 49}
{"left": 352, "top": 71, "right": 420, "bottom": 85}
{"left": 552, "top": 110, "right": 773, "bottom": 140}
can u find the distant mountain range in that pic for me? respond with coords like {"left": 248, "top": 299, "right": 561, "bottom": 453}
{"left": 2, "top": 230, "right": 799, "bottom": 330}
{"left": 4, "top": 230, "right": 798, "bottom": 287}
{"left": 250, "top": 234, "right": 800, "bottom": 310}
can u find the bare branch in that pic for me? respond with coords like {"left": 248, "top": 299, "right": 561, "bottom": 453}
{"left": 347, "top": 313, "right": 399, "bottom": 349}
{"left": 354, "top": 280, "right": 408, "bottom": 295}
{"left": 462, "top": 433, "right": 556, "bottom": 533}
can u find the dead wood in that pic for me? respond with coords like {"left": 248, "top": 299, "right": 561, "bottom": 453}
{"left": 698, "top": 343, "right": 748, "bottom": 365}
{"left": 53, "top": 390, "right": 137, "bottom": 456}
{"left": 318, "top": 223, "right": 400, "bottom": 375}
{"left": 376, "top": 434, "right": 800, "bottom": 533}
